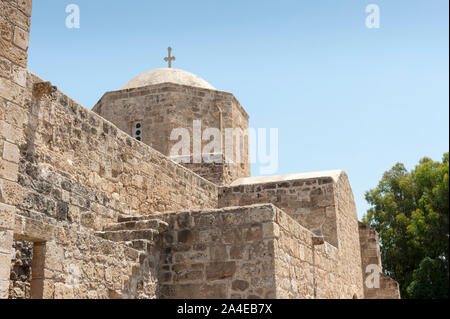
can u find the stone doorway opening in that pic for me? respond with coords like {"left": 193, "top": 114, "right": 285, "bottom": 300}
{"left": 8, "top": 239, "right": 45, "bottom": 299}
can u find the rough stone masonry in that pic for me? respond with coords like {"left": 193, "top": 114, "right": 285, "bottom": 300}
{"left": 0, "top": 0, "right": 400, "bottom": 299}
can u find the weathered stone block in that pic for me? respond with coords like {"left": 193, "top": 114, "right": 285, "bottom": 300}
{"left": 210, "top": 245, "right": 228, "bottom": 261}
{"left": 206, "top": 261, "right": 236, "bottom": 280}
{"left": 0, "top": 1, "right": 31, "bottom": 31}
{"left": 10, "top": 64, "right": 27, "bottom": 87}
{"left": 232, "top": 280, "right": 249, "bottom": 291}
{"left": 243, "top": 225, "right": 262, "bottom": 242}
{"left": 177, "top": 229, "right": 194, "bottom": 244}
{"left": 54, "top": 282, "right": 74, "bottom": 299}
{"left": 222, "top": 227, "right": 241, "bottom": 244}
{"left": 0, "top": 201, "right": 15, "bottom": 230}
{"left": 221, "top": 213, "right": 244, "bottom": 226}
{"left": 0, "top": 37, "right": 27, "bottom": 68}
{"left": 0, "top": 120, "right": 23, "bottom": 144}
{"left": 2, "top": 140, "right": 19, "bottom": 163}
{"left": 199, "top": 283, "right": 227, "bottom": 299}
{"left": 0, "top": 278, "right": 9, "bottom": 299}
{"left": 262, "top": 222, "right": 280, "bottom": 239}
{"left": 0, "top": 19, "right": 13, "bottom": 42}
{"left": 16, "top": 0, "right": 33, "bottom": 17}
{"left": 0, "top": 56, "right": 11, "bottom": 79}
{"left": 13, "top": 26, "right": 29, "bottom": 51}
{"left": 0, "top": 158, "right": 18, "bottom": 181}
{"left": 80, "top": 212, "right": 102, "bottom": 231}
{"left": 176, "top": 270, "right": 204, "bottom": 282}
{"left": 0, "top": 252, "right": 12, "bottom": 279}
{"left": 246, "top": 206, "right": 276, "bottom": 223}
{"left": 229, "top": 245, "right": 244, "bottom": 260}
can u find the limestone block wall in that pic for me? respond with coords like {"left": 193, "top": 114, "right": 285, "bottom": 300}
{"left": 274, "top": 203, "right": 354, "bottom": 298}
{"left": 12, "top": 213, "right": 154, "bottom": 299}
{"left": 224, "top": 97, "right": 250, "bottom": 185}
{"left": 218, "top": 175, "right": 339, "bottom": 247}
{"left": 358, "top": 222, "right": 400, "bottom": 299}
{"left": 0, "top": 0, "right": 398, "bottom": 300}
{"left": 181, "top": 156, "right": 225, "bottom": 186}
{"left": 218, "top": 172, "right": 365, "bottom": 298}
{"left": 20, "top": 72, "right": 218, "bottom": 220}
{"left": 332, "top": 172, "right": 365, "bottom": 299}
{"left": 0, "top": 0, "right": 31, "bottom": 69}
{"left": 93, "top": 83, "right": 251, "bottom": 185}
{"left": 156, "top": 205, "right": 279, "bottom": 299}
{"left": 155, "top": 204, "right": 362, "bottom": 299}
{"left": 1, "top": 0, "right": 217, "bottom": 298}
{"left": 0, "top": 0, "right": 32, "bottom": 299}
{"left": 0, "top": 68, "right": 219, "bottom": 298}
{"left": 8, "top": 239, "right": 32, "bottom": 299}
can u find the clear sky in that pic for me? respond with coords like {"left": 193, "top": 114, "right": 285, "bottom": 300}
{"left": 27, "top": 0, "right": 449, "bottom": 219}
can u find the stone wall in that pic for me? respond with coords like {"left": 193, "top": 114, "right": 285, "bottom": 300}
{"left": 155, "top": 203, "right": 364, "bottom": 299}
{"left": 218, "top": 173, "right": 339, "bottom": 247}
{"left": 156, "top": 205, "right": 279, "bottom": 299}
{"left": 0, "top": 0, "right": 31, "bottom": 69}
{"left": 358, "top": 222, "right": 400, "bottom": 299}
{"left": 20, "top": 72, "right": 218, "bottom": 220}
{"left": 0, "top": 67, "right": 220, "bottom": 298}
{"left": 332, "top": 172, "right": 366, "bottom": 299}
{"left": 0, "top": 0, "right": 32, "bottom": 299}
{"left": 224, "top": 97, "right": 250, "bottom": 185}
{"left": 0, "top": 0, "right": 401, "bottom": 300}
{"left": 12, "top": 213, "right": 155, "bottom": 299}
{"left": 180, "top": 154, "right": 226, "bottom": 186}
{"left": 1, "top": 0, "right": 218, "bottom": 297}
{"left": 218, "top": 172, "right": 366, "bottom": 298}
{"left": 274, "top": 204, "right": 341, "bottom": 298}
{"left": 93, "top": 83, "right": 251, "bottom": 185}
{"left": 2, "top": 10, "right": 220, "bottom": 297}
{"left": 8, "top": 239, "right": 32, "bottom": 299}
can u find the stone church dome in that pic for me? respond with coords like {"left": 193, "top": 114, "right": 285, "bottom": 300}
{"left": 121, "top": 68, "right": 216, "bottom": 90}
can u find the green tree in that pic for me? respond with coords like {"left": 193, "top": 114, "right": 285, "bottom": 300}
{"left": 363, "top": 152, "right": 449, "bottom": 299}
{"left": 407, "top": 257, "right": 448, "bottom": 299}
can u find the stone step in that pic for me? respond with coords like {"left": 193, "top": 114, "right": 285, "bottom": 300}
{"left": 118, "top": 214, "right": 158, "bottom": 223}
{"left": 126, "top": 240, "right": 155, "bottom": 254}
{"left": 95, "top": 229, "right": 158, "bottom": 242}
{"left": 104, "top": 219, "right": 167, "bottom": 233}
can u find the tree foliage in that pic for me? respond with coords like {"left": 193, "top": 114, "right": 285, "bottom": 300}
{"left": 364, "top": 152, "right": 449, "bottom": 299}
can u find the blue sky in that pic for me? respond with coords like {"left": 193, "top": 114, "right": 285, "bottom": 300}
{"left": 27, "top": 0, "right": 449, "bottom": 219}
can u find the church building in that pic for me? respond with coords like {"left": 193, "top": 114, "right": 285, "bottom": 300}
{"left": 0, "top": 0, "right": 400, "bottom": 299}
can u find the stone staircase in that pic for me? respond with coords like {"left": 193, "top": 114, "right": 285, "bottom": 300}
{"left": 96, "top": 216, "right": 168, "bottom": 253}
{"left": 95, "top": 215, "right": 169, "bottom": 299}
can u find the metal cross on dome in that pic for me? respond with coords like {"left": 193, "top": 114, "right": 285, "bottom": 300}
{"left": 164, "top": 47, "right": 176, "bottom": 68}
